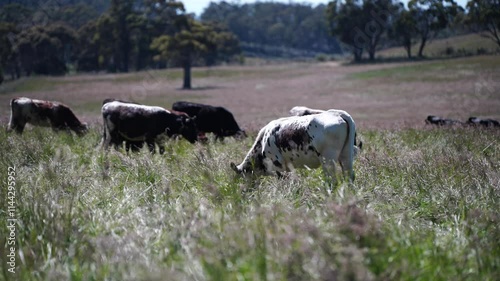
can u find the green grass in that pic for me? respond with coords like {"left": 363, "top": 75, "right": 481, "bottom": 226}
{"left": 349, "top": 55, "right": 500, "bottom": 82}
{"left": 0, "top": 126, "right": 498, "bottom": 281}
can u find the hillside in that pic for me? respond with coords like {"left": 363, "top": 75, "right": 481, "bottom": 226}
{"left": 378, "top": 33, "right": 500, "bottom": 59}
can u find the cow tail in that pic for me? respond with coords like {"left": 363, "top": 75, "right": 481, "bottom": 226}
{"left": 7, "top": 98, "right": 16, "bottom": 131}
{"left": 101, "top": 111, "right": 110, "bottom": 149}
{"left": 339, "top": 112, "right": 356, "bottom": 180}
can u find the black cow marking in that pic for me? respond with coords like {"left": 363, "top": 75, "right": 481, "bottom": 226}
{"left": 273, "top": 160, "right": 282, "bottom": 168}
{"left": 274, "top": 126, "right": 310, "bottom": 151}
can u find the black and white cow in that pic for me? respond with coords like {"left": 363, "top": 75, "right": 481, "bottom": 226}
{"left": 425, "top": 115, "right": 464, "bottom": 126}
{"left": 172, "top": 101, "right": 246, "bottom": 141}
{"left": 102, "top": 100, "right": 198, "bottom": 154}
{"left": 289, "top": 106, "right": 363, "bottom": 150}
{"left": 467, "top": 117, "right": 500, "bottom": 127}
{"left": 231, "top": 110, "right": 358, "bottom": 181}
{"left": 7, "top": 97, "right": 87, "bottom": 135}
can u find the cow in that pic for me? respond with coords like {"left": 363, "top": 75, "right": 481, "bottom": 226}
{"left": 425, "top": 115, "right": 464, "bottom": 126}
{"left": 7, "top": 97, "right": 87, "bottom": 136}
{"left": 102, "top": 99, "right": 145, "bottom": 152}
{"left": 231, "top": 110, "right": 358, "bottom": 182}
{"left": 467, "top": 117, "right": 500, "bottom": 128}
{"left": 289, "top": 106, "right": 363, "bottom": 150}
{"left": 172, "top": 101, "right": 246, "bottom": 141}
{"left": 102, "top": 101, "right": 198, "bottom": 154}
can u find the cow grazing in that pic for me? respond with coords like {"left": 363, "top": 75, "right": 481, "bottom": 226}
{"left": 102, "top": 101, "right": 198, "bottom": 154}
{"left": 425, "top": 115, "right": 464, "bottom": 126}
{"left": 467, "top": 117, "right": 500, "bottom": 128}
{"left": 102, "top": 99, "right": 145, "bottom": 152}
{"left": 231, "top": 110, "right": 358, "bottom": 181}
{"left": 172, "top": 101, "right": 246, "bottom": 141}
{"left": 7, "top": 97, "right": 87, "bottom": 135}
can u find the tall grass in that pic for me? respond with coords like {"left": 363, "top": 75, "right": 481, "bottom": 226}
{"left": 0, "top": 126, "right": 498, "bottom": 280}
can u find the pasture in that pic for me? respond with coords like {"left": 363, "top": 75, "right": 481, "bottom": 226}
{"left": 1, "top": 55, "right": 499, "bottom": 280}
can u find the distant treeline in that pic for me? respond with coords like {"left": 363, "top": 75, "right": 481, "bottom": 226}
{"left": 201, "top": 2, "right": 343, "bottom": 57}
{"left": 1, "top": 0, "right": 499, "bottom": 83}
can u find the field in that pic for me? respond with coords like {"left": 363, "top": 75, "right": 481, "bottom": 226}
{"left": 0, "top": 55, "right": 499, "bottom": 280}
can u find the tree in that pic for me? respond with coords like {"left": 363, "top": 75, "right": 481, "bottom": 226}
{"left": 466, "top": 0, "right": 500, "bottom": 48}
{"left": 391, "top": 4, "right": 418, "bottom": 58}
{"left": 327, "top": 0, "right": 366, "bottom": 61}
{"left": 0, "top": 22, "right": 20, "bottom": 81}
{"left": 109, "top": 0, "right": 133, "bottom": 72}
{"left": 75, "top": 21, "right": 100, "bottom": 71}
{"left": 327, "top": 0, "right": 397, "bottom": 61}
{"left": 14, "top": 24, "right": 76, "bottom": 75}
{"left": 201, "top": 23, "right": 241, "bottom": 66}
{"left": 408, "top": 0, "right": 462, "bottom": 57}
{"left": 151, "top": 19, "right": 216, "bottom": 89}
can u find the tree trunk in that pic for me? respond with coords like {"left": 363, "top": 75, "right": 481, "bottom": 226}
{"left": 417, "top": 37, "right": 427, "bottom": 58}
{"left": 182, "top": 61, "right": 191, "bottom": 89}
{"left": 353, "top": 47, "right": 363, "bottom": 62}
{"left": 368, "top": 48, "right": 375, "bottom": 60}
{"left": 404, "top": 43, "right": 412, "bottom": 59}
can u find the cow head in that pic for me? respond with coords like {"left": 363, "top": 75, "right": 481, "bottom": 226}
{"left": 235, "top": 129, "right": 247, "bottom": 139}
{"left": 178, "top": 116, "right": 198, "bottom": 143}
{"left": 75, "top": 122, "right": 89, "bottom": 136}
{"left": 230, "top": 162, "right": 242, "bottom": 174}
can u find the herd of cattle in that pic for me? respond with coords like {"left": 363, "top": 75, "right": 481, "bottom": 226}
{"left": 426, "top": 115, "right": 500, "bottom": 127}
{"left": 5, "top": 97, "right": 498, "bottom": 180}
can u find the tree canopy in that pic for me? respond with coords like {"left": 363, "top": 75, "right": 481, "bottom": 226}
{"left": 0, "top": 0, "right": 241, "bottom": 86}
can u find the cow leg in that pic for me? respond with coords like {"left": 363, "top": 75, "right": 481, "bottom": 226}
{"left": 8, "top": 120, "right": 26, "bottom": 134}
{"left": 339, "top": 148, "right": 355, "bottom": 182}
{"left": 158, "top": 145, "right": 165, "bottom": 155}
{"left": 339, "top": 158, "right": 354, "bottom": 182}
{"left": 127, "top": 141, "right": 143, "bottom": 153}
{"left": 146, "top": 140, "right": 156, "bottom": 154}
{"left": 214, "top": 134, "right": 224, "bottom": 142}
{"left": 321, "top": 159, "right": 337, "bottom": 185}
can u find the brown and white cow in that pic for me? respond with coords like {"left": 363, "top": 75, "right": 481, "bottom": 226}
{"left": 102, "top": 100, "right": 198, "bottom": 154}
{"left": 7, "top": 97, "right": 87, "bottom": 135}
{"left": 231, "top": 110, "right": 358, "bottom": 181}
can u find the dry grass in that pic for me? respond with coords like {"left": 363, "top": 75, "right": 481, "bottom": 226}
{"left": 0, "top": 55, "right": 499, "bottom": 280}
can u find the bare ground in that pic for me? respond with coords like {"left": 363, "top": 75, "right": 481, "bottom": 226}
{"left": 1, "top": 56, "right": 499, "bottom": 132}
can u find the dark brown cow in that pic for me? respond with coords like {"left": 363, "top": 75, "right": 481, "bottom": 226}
{"left": 425, "top": 115, "right": 464, "bottom": 126}
{"left": 8, "top": 97, "right": 87, "bottom": 135}
{"left": 172, "top": 101, "right": 246, "bottom": 141}
{"left": 467, "top": 117, "right": 500, "bottom": 127}
{"left": 102, "top": 100, "right": 198, "bottom": 154}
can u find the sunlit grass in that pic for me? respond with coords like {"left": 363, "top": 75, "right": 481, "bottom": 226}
{"left": 349, "top": 55, "right": 500, "bottom": 82}
{"left": 0, "top": 125, "right": 498, "bottom": 280}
